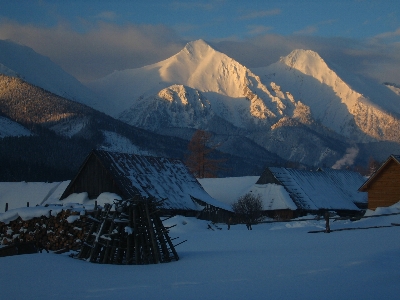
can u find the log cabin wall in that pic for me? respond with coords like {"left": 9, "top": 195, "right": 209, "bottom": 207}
{"left": 61, "top": 154, "right": 125, "bottom": 200}
{"left": 59, "top": 150, "right": 232, "bottom": 222}
{"left": 367, "top": 160, "right": 400, "bottom": 210}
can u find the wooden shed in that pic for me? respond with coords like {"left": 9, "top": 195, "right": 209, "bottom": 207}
{"left": 257, "top": 167, "right": 367, "bottom": 216}
{"left": 359, "top": 155, "right": 400, "bottom": 210}
{"left": 200, "top": 167, "right": 366, "bottom": 220}
{"left": 60, "top": 150, "right": 232, "bottom": 222}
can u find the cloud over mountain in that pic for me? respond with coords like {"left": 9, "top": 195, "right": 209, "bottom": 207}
{"left": 1, "top": 38, "right": 400, "bottom": 171}
{"left": 87, "top": 40, "right": 400, "bottom": 167}
{"left": 1, "top": 19, "right": 399, "bottom": 85}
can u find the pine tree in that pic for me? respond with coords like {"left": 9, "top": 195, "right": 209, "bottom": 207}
{"left": 185, "top": 129, "right": 224, "bottom": 178}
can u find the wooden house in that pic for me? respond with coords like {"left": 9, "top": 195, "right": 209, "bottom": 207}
{"left": 200, "top": 167, "right": 367, "bottom": 219}
{"left": 60, "top": 150, "right": 232, "bottom": 222}
{"left": 359, "top": 155, "right": 400, "bottom": 210}
{"left": 258, "top": 167, "right": 367, "bottom": 216}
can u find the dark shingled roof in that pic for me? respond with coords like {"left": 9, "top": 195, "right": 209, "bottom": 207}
{"left": 258, "top": 167, "right": 366, "bottom": 211}
{"left": 63, "top": 150, "right": 232, "bottom": 211}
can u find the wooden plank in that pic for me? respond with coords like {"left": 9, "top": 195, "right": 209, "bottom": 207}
{"left": 145, "top": 200, "right": 160, "bottom": 264}
{"left": 309, "top": 224, "right": 397, "bottom": 233}
{"left": 101, "top": 211, "right": 117, "bottom": 264}
{"left": 125, "top": 206, "right": 134, "bottom": 264}
{"left": 133, "top": 205, "right": 139, "bottom": 265}
{"left": 77, "top": 208, "right": 101, "bottom": 259}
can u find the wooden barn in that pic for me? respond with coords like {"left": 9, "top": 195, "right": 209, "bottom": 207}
{"left": 258, "top": 167, "right": 367, "bottom": 217}
{"left": 60, "top": 150, "right": 232, "bottom": 222}
{"left": 200, "top": 167, "right": 367, "bottom": 219}
{"left": 359, "top": 154, "right": 400, "bottom": 210}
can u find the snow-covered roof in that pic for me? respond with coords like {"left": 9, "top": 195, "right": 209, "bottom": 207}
{"left": 198, "top": 176, "right": 297, "bottom": 211}
{"left": 264, "top": 167, "right": 365, "bottom": 210}
{"left": 198, "top": 176, "right": 259, "bottom": 204}
{"left": 246, "top": 183, "right": 298, "bottom": 210}
{"left": 0, "top": 181, "right": 70, "bottom": 212}
{"left": 62, "top": 150, "right": 232, "bottom": 212}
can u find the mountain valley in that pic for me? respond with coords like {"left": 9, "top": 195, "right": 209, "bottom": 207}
{"left": 1, "top": 39, "right": 400, "bottom": 180}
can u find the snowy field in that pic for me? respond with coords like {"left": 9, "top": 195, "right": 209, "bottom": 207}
{"left": 2, "top": 205, "right": 400, "bottom": 299}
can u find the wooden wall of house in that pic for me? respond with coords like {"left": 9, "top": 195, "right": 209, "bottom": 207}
{"left": 263, "top": 209, "right": 294, "bottom": 220}
{"left": 367, "top": 160, "right": 400, "bottom": 210}
{"left": 197, "top": 204, "right": 233, "bottom": 223}
{"left": 61, "top": 154, "right": 125, "bottom": 200}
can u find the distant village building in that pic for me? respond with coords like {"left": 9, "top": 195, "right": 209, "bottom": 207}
{"left": 359, "top": 155, "right": 400, "bottom": 210}
{"left": 0, "top": 181, "right": 69, "bottom": 212}
{"left": 60, "top": 150, "right": 232, "bottom": 222}
{"left": 200, "top": 167, "right": 367, "bottom": 219}
{"left": 258, "top": 167, "right": 367, "bottom": 216}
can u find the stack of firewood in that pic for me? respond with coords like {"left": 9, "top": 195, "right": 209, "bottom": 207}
{"left": 78, "top": 196, "right": 180, "bottom": 265}
{"left": 0, "top": 209, "right": 88, "bottom": 252}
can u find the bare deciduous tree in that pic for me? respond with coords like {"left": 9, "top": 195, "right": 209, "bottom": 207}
{"left": 185, "top": 129, "right": 224, "bottom": 178}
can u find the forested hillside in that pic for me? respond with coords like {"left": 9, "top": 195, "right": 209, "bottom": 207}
{"left": 0, "top": 75, "right": 275, "bottom": 181}
{"left": 0, "top": 129, "right": 92, "bottom": 181}
{"left": 0, "top": 75, "right": 93, "bottom": 125}
{"left": 0, "top": 75, "right": 185, "bottom": 181}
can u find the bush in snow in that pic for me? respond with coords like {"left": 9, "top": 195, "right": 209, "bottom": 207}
{"left": 232, "top": 193, "right": 263, "bottom": 224}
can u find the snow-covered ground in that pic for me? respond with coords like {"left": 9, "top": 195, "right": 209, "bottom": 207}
{"left": 2, "top": 205, "right": 400, "bottom": 299}
{"left": 1, "top": 179, "right": 400, "bottom": 299}
{"left": 0, "top": 181, "right": 69, "bottom": 212}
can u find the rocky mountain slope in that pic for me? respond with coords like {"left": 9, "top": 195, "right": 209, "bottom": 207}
{"left": 88, "top": 40, "right": 400, "bottom": 167}
{"left": 253, "top": 49, "right": 400, "bottom": 143}
{"left": 0, "top": 74, "right": 277, "bottom": 181}
{"left": 1, "top": 38, "right": 400, "bottom": 174}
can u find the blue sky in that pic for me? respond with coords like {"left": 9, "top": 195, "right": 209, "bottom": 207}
{"left": 1, "top": 0, "right": 399, "bottom": 83}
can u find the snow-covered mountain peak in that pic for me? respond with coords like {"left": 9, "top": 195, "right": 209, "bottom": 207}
{"left": 262, "top": 48, "right": 365, "bottom": 112}
{"left": 279, "top": 49, "right": 337, "bottom": 84}
{"left": 87, "top": 39, "right": 400, "bottom": 157}
{"left": 88, "top": 39, "right": 257, "bottom": 117}
{"left": 181, "top": 39, "right": 215, "bottom": 59}
{"left": 154, "top": 39, "right": 249, "bottom": 98}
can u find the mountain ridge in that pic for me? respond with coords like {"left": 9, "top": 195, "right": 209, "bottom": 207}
{"left": 0, "top": 73, "right": 278, "bottom": 180}
{"left": 87, "top": 39, "right": 400, "bottom": 167}
{"left": 0, "top": 39, "right": 101, "bottom": 110}
{"left": 2, "top": 38, "right": 400, "bottom": 172}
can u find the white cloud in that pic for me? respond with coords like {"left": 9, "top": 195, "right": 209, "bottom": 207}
{"left": 246, "top": 25, "right": 273, "bottom": 36}
{"left": 372, "top": 27, "right": 400, "bottom": 41}
{"left": 0, "top": 20, "right": 184, "bottom": 82}
{"left": 294, "top": 26, "right": 318, "bottom": 35}
{"left": 0, "top": 20, "right": 399, "bottom": 86}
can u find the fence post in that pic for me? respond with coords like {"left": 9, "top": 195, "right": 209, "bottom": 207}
{"left": 5, "top": 203, "right": 8, "bottom": 212}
